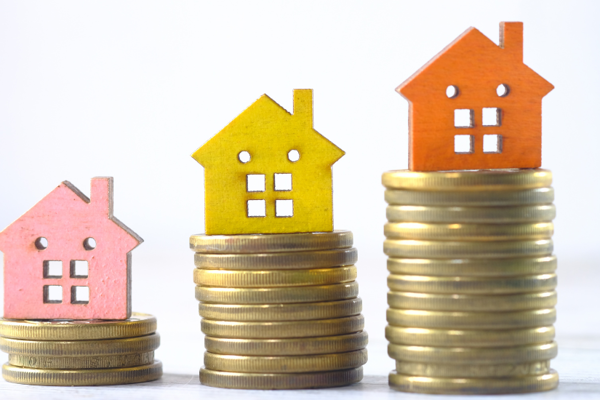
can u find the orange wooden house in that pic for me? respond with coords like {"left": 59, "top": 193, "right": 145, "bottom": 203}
{"left": 397, "top": 22, "right": 554, "bottom": 171}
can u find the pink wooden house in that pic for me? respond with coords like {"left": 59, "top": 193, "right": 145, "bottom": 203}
{"left": 0, "top": 177, "right": 142, "bottom": 320}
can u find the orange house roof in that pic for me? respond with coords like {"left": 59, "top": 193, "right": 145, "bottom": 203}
{"left": 396, "top": 22, "right": 554, "bottom": 171}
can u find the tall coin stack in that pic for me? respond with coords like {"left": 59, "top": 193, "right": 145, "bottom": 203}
{"left": 190, "top": 231, "right": 368, "bottom": 389}
{"left": 381, "top": 169, "right": 558, "bottom": 395}
{"left": 0, "top": 313, "right": 162, "bottom": 385}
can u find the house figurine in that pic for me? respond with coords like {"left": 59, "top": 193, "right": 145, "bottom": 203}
{"left": 192, "top": 89, "right": 345, "bottom": 235}
{"left": 0, "top": 177, "right": 142, "bottom": 320}
{"left": 397, "top": 22, "right": 554, "bottom": 172}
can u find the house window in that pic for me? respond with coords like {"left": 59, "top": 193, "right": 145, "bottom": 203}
{"left": 454, "top": 135, "right": 474, "bottom": 154}
{"left": 483, "top": 134, "right": 503, "bottom": 153}
{"left": 274, "top": 173, "right": 292, "bottom": 191}
{"left": 275, "top": 200, "right": 294, "bottom": 217}
{"left": 43, "top": 285, "right": 62, "bottom": 304}
{"left": 246, "top": 174, "right": 265, "bottom": 192}
{"left": 446, "top": 85, "right": 459, "bottom": 98}
{"left": 288, "top": 150, "right": 300, "bottom": 162}
{"left": 454, "top": 109, "right": 474, "bottom": 128}
{"left": 35, "top": 237, "right": 48, "bottom": 250}
{"left": 247, "top": 200, "right": 266, "bottom": 217}
{"left": 482, "top": 108, "right": 501, "bottom": 126}
{"left": 43, "top": 261, "right": 63, "bottom": 278}
{"left": 70, "top": 260, "right": 89, "bottom": 278}
{"left": 238, "top": 151, "right": 251, "bottom": 163}
{"left": 83, "top": 237, "right": 96, "bottom": 250}
{"left": 497, "top": 84, "right": 510, "bottom": 97}
{"left": 71, "top": 286, "right": 90, "bottom": 304}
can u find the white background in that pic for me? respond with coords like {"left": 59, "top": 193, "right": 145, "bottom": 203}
{"left": 1, "top": 1, "right": 600, "bottom": 397}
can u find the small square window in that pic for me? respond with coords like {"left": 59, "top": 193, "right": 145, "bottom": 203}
{"left": 454, "top": 135, "right": 474, "bottom": 154}
{"left": 43, "top": 261, "right": 62, "bottom": 278}
{"left": 275, "top": 199, "right": 294, "bottom": 217}
{"left": 70, "top": 260, "right": 89, "bottom": 278}
{"left": 247, "top": 200, "right": 266, "bottom": 217}
{"left": 483, "top": 134, "right": 503, "bottom": 153}
{"left": 274, "top": 173, "right": 292, "bottom": 191}
{"left": 482, "top": 108, "right": 501, "bottom": 126}
{"left": 43, "top": 285, "right": 62, "bottom": 304}
{"left": 246, "top": 174, "right": 265, "bottom": 192}
{"left": 71, "top": 286, "right": 90, "bottom": 304}
{"left": 454, "top": 109, "right": 474, "bottom": 128}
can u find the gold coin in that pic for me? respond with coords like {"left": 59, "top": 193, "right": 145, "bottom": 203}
{"left": 395, "top": 360, "right": 551, "bottom": 378}
{"left": 384, "top": 222, "right": 553, "bottom": 241}
{"left": 205, "top": 332, "right": 369, "bottom": 356}
{"left": 0, "top": 333, "right": 160, "bottom": 356}
{"left": 199, "top": 298, "right": 362, "bottom": 321}
{"left": 387, "top": 291, "right": 557, "bottom": 312}
{"left": 388, "top": 342, "right": 557, "bottom": 364}
{"left": 387, "top": 256, "right": 557, "bottom": 277}
{"left": 200, "top": 367, "right": 363, "bottom": 389}
{"left": 387, "top": 308, "right": 556, "bottom": 329}
{"left": 384, "top": 187, "right": 554, "bottom": 206}
{"left": 0, "top": 313, "right": 156, "bottom": 341}
{"left": 2, "top": 360, "right": 163, "bottom": 386}
{"left": 194, "top": 266, "right": 357, "bottom": 288}
{"left": 201, "top": 315, "right": 364, "bottom": 338}
{"left": 190, "top": 231, "right": 353, "bottom": 254}
{"left": 203, "top": 349, "right": 368, "bottom": 373}
{"left": 387, "top": 274, "right": 557, "bottom": 294}
{"left": 195, "top": 248, "right": 358, "bottom": 270}
{"left": 8, "top": 352, "right": 154, "bottom": 370}
{"left": 384, "top": 239, "right": 553, "bottom": 258}
{"left": 381, "top": 169, "right": 552, "bottom": 191}
{"left": 195, "top": 282, "right": 359, "bottom": 304}
{"left": 386, "top": 205, "right": 555, "bottom": 223}
{"left": 385, "top": 326, "right": 555, "bottom": 347}
{"left": 388, "top": 370, "right": 558, "bottom": 394}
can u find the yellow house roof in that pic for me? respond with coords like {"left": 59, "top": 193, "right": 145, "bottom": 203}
{"left": 192, "top": 90, "right": 345, "bottom": 168}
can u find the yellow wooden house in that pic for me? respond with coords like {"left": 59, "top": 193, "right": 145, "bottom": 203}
{"left": 192, "top": 89, "right": 345, "bottom": 235}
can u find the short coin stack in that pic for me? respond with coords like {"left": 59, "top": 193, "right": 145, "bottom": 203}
{"left": 381, "top": 169, "right": 558, "bottom": 395}
{"left": 190, "top": 231, "right": 368, "bottom": 389}
{"left": 0, "top": 313, "right": 162, "bottom": 386}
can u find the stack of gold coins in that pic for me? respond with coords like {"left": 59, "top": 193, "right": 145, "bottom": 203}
{"left": 381, "top": 169, "right": 558, "bottom": 395}
{"left": 0, "top": 313, "right": 162, "bottom": 386}
{"left": 190, "top": 231, "right": 368, "bottom": 390}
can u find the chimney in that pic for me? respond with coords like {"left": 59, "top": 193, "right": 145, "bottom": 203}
{"left": 90, "top": 177, "right": 114, "bottom": 216}
{"left": 293, "top": 89, "right": 313, "bottom": 128}
{"left": 500, "top": 22, "right": 523, "bottom": 63}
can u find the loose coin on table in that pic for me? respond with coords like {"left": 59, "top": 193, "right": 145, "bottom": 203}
{"left": 385, "top": 326, "right": 555, "bottom": 347}
{"left": 2, "top": 360, "right": 163, "bottom": 386}
{"left": 195, "top": 282, "right": 359, "bottom": 304}
{"left": 0, "top": 313, "right": 157, "bottom": 341}
{"left": 388, "top": 342, "right": 557, "bottom": 364}
{"left": 204, "top": 332, "right": 369, "bottom": 356}
{"left": 199, "top": 298, "right": 362, "bottom": 321}
{"left": 201, "top": 315, "right": 365, "bottom": 339}
{"left": 190, "top": 231, "right": 353, "bottom": 254}
{"left": 200, "top": 367, "right": 363, "bottom": 389}
{"left": 389, "top": 370, "right": 559, "bottom": 394}
{"left": 194, "top": 266, "right": 357, "bottom": 288}
{"left": 203, "top": 349, "right": 368, "bottom": 373}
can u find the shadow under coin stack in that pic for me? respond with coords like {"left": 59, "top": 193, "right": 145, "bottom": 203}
{"left": 381, "top": 169, "right": 558, "bottom": 395}
{"left": 190, "top": 231, "right": 368, "bottom": 389}
{"left": 0, "top": 313, "right": 162, "bottom": 386}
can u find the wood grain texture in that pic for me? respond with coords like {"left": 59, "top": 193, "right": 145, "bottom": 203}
{"left": 397, "top": 22, "right": 554, "bottom": 171}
